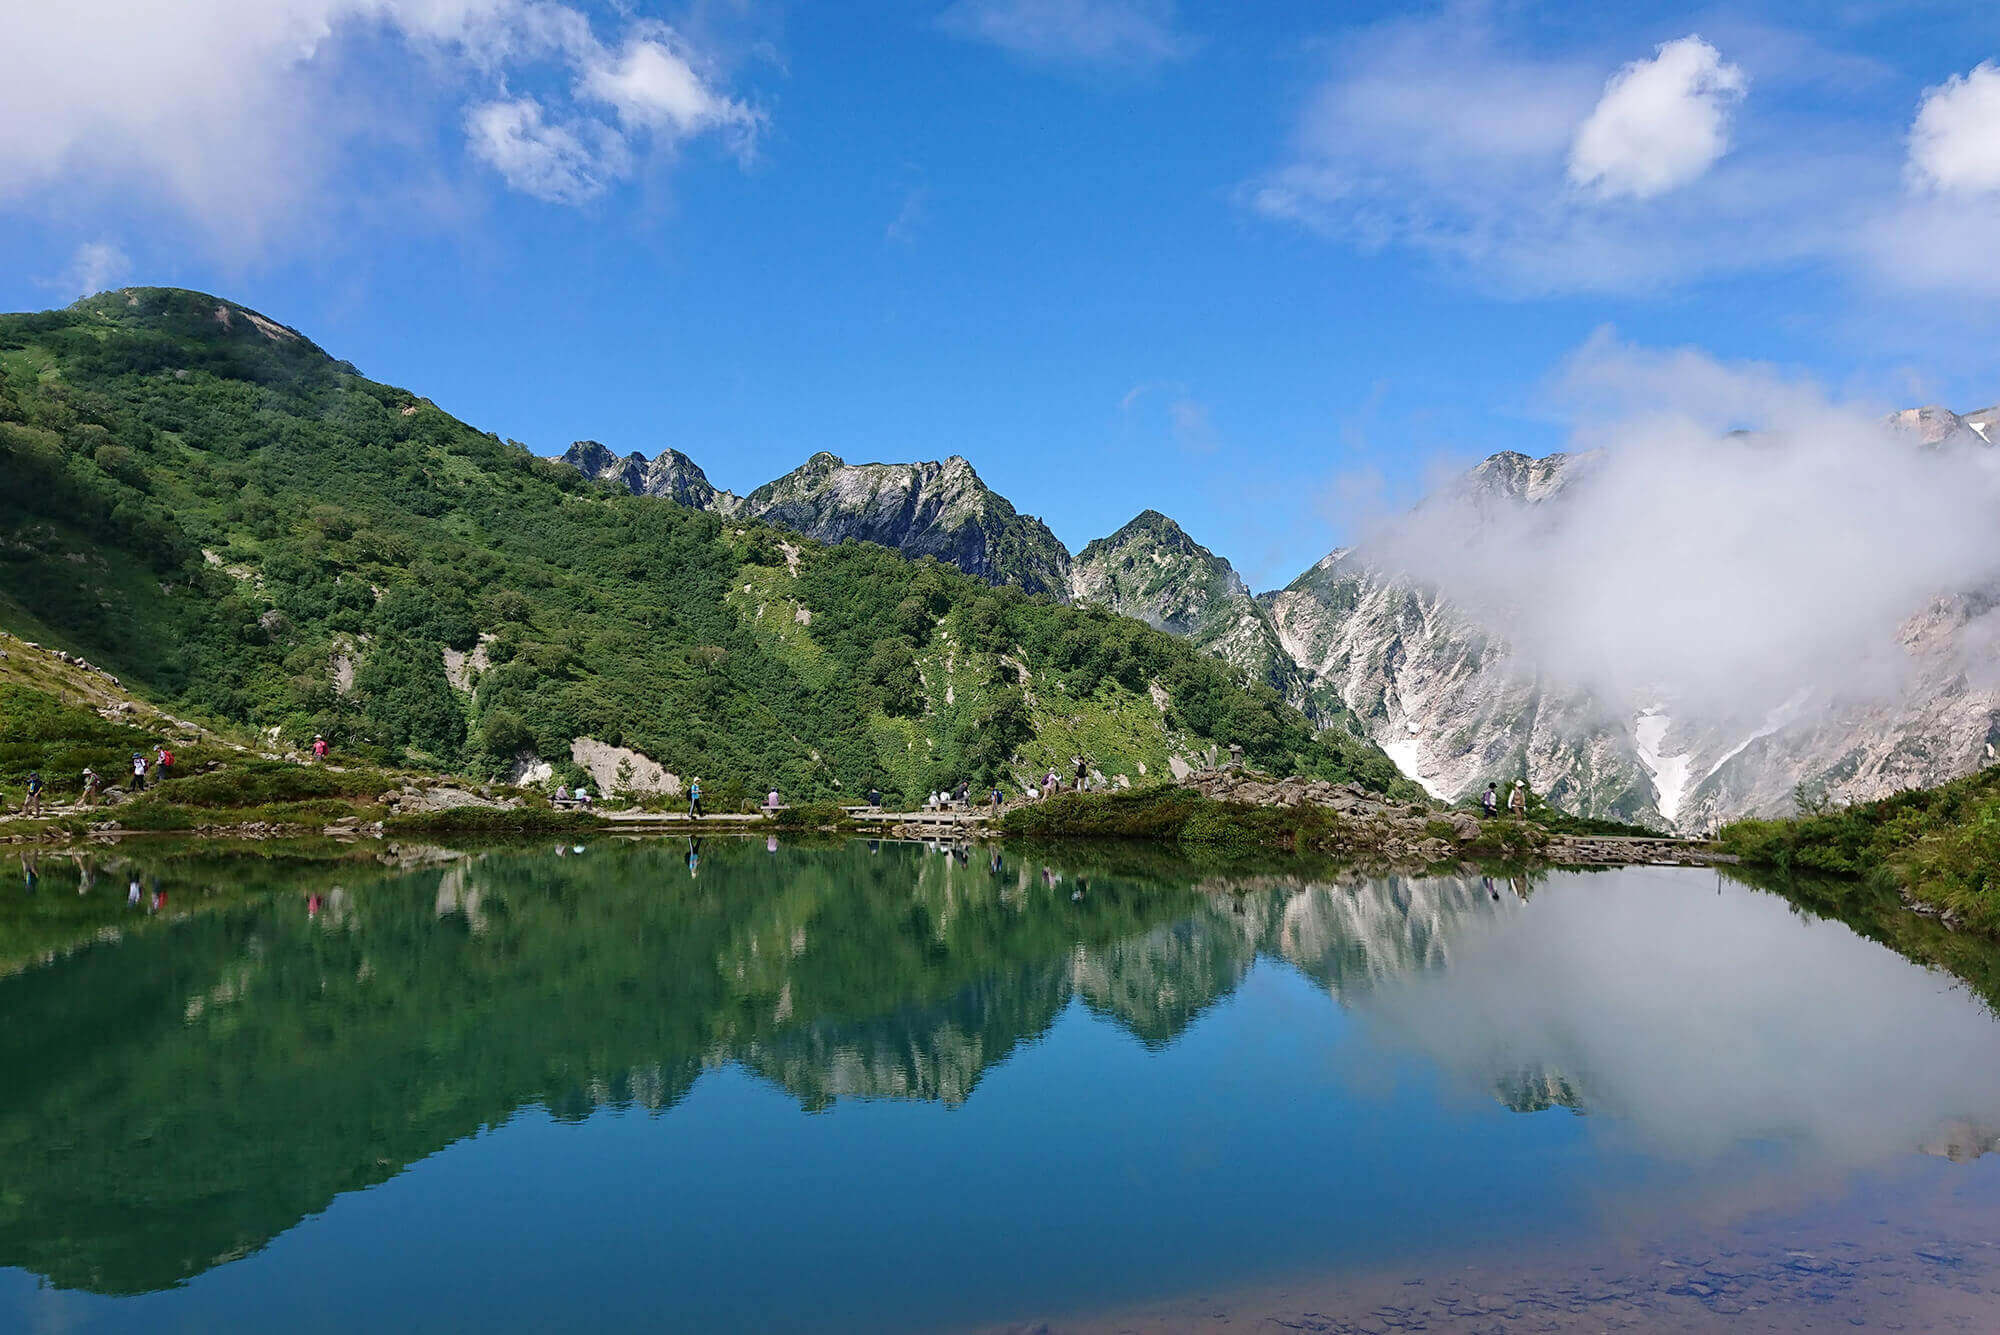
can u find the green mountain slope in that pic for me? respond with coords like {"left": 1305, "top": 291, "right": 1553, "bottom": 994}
{"left": 1071, "top": 509, "right": 1308, "bottom": 705}
{"left": 0, "top": 288, "right": 1413, "bottom": 805}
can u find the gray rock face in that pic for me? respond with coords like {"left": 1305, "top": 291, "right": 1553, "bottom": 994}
{"left": 1263, "top": 541, "right": 1657, "bottom": 823}
{"left": 1070, "top": 510, "right": 1306, "bottom": 702}
{"left": 740, "top": 452, "right": 1072, "bottom": 597}
{"left": 1265, "top": 432, "right": 2000, "bottom": 832}
{"left": 564, "top": 445, "right": 1069, "bottom": 598}
{"left": 562, "top": 440, "right": 739, "bottom": 512}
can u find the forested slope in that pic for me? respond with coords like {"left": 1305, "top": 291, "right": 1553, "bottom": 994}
{"left": 0, "top": 288, "right": 1413, "bottom": 806}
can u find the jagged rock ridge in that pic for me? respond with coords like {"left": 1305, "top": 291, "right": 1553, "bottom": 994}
{"left": 567, "top": 446, "right": 1071, "bottom": 599}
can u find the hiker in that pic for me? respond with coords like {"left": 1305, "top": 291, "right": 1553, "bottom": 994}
{"left": 867, "top": 785, "right": 881, "bottom": 809}
{"left": 1509, "top": 780, "right": 1528, "bottom": 817}
{"left": 556, "top": 783, "right": 571, "bottom": 804}
{"left": 990, "top": 784, "right": 1003, "bottom": 809}
{"left": 954, "top": 779, "right": 970, "bottom": 808}
{"left": 575, "top": 785, "right": 592, "bottom": 808}
{"left": 155, "top": 745, "right": 174, "bottom": 780}
{"left": 312, "top": 734, "right": 329, "bottom": 762}
{"left": 1482, "top": 782, "right": 1498, "bottom": 816}
{"left": 81, "top": 767, "right": 101, "bottom": 806}
{"left": 764, "top": 788, "right": 780, "bottom": 812}
{"left": 1042, "top": 770, "right": 1058, "bottom": 798}
{"left": 22, "top": 771, "right": 42, "bottom": 817}
{"left": 130, "top": 752, "right": 148, "bottom": 793}
{"left": 1072, "top": 756, "right": 1087, "bottom": 791}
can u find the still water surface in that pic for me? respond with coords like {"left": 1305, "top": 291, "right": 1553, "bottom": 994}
{"left": 3, "top": 839, "right": 1999, "bottom": 1332}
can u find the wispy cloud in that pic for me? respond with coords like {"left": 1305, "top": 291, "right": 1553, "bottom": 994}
{"left": 939, "top": 0, "right": 1189, "bottom": 68}
{"left": 886, "top": 185, "right": 928, "bottom": 243}
{"left": 1243, "top": 10, "right": 2000, "bottom": 300}
{"left": 52, "top": 241, "right": 132, "bottom": 300}
{"left": 0, "top": 1, "right": 763, "bottom": 253}
{"left": 1121, "top": 380, "right": 1218, "bottom": 454}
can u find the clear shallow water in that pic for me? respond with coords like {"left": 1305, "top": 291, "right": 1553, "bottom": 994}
{"left": 3, "top": 840, "right": 1999, "bottom": 1333}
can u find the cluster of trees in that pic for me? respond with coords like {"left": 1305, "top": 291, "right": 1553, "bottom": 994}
{"left": 0, "top": 288, "right": 1408, "bottom": 806}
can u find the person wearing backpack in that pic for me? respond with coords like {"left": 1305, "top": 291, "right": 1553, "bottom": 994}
{"left": 22, "top": 772, "right": 43, "bottom": 817}
{"left": 688, "top": 777, "right": 704, "bottom": 819}
{"left": 155, "top": 746, "right": 174, "bottom": 781}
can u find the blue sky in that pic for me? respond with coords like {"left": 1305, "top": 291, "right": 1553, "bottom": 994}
{"left": 3, "top": 1, "right": 1997, "bottom": 587}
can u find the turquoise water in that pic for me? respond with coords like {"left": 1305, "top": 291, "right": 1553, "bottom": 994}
{"left": 3, "top": 840, "right": 1999, "bottom": 1332}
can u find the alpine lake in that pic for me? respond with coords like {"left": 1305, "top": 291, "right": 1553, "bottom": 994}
{"left": 4, "top": 835, "right": 2000, "bottom": 1333}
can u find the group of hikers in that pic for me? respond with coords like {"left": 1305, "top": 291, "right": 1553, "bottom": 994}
{"left": 1482, "top": 779, "right": 1530, "bottom": 818}
{"left": 14, "top": 746, "right": 176, "bottom": 815}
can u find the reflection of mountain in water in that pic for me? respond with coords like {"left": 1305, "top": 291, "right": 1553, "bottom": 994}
{"left": 0, "top": 843, "right": 1516, "bottom": 1295}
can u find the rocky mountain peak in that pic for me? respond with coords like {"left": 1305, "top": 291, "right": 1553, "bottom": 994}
{"left": 563, "top": 442, "right": 731, "bottom": 511}
{"left": 1889, "top": 405, "right": 1992, "bottom": 449}
{"left": 1072, "top": 510, "right": 1303, "bottom": 705}
{"left": 1458, "top": 449, "right": 1593, "bottom": 505}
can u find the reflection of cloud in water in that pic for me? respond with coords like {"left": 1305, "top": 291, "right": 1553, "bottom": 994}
{"left": 1349, "top": 867, "right": 2000, "bottom": 1167}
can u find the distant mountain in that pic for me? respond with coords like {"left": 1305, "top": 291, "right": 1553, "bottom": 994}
{"left": 1265, "top": 440, "right": 2000, "bottom": 831}
{"left": 562, "top": 440, "right": 735, "bottom": 511}
{"left": 740, "top": 452, "right": 1073, "bottom": 598}
{"left": 1070, "top": 510, "right": 1307, "bottom": 705}
{"left": 567, "top": 446, "right": 1073, "bottom": 599}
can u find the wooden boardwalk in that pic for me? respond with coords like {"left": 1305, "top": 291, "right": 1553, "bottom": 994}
{"left": 597, "top": 807, "right": 995, "bottom": 834}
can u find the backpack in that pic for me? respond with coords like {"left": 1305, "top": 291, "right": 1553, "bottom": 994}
{"left": 160, "top": 750, "right": 173, "bottom": 767}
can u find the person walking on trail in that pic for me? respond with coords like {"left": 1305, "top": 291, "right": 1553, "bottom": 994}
{"left": 130, "top": 752, "right": 148, "bottom": 793}
{"left": 22, "top": 772, "right": 42, "bottom": 817}
{"left": 1482, "top": 782, "right": 1498, "bottom": 817}
{"left": 155, "top": 746, "right": 174, "bottom": 781}
{"left": 688, "top": 777, "right": 704, "bottom": 819}
{"left": 990, "top": 784, "right": 1003, "bottom": 809}
{"left": 81, "top": 767, "right": 101, "bottom": 806}
{"left": 312, "top": 734, "right": 329, "bottom": 762}
{"left": 954, "top": 779, "right": 970, "bottom": 808}
{"left": 1072, "top": 756, "right": 1087, "bottom": 791}
{"left": 1509, "top": 780, "right": 1528, "bottom": 818}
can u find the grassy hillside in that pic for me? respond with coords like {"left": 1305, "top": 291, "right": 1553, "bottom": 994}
{"left": 1721, "top": 767, "right": 2000, "bottom": 933}
{"left": 0, "top": 288, "right": 1415, "bottom": 807}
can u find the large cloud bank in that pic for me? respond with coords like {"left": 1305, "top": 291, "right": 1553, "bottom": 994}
{"left": 1357, "top": 334, "right": 2000, "bottom": 719}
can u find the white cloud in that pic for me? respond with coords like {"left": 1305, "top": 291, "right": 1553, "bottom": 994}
{"left": 580, "top": 32, "right": 758, "bottom": 144}
{"left": 1355, "top": 331, "right": 2000, "bottom": 717}
{"left": 1239, "top": 13, "right": 1905, "bottom": 297}
{"left": 1908, "top": 61, "right": 2000, "bottom": 194}
{"left": 466, "top": 97, "right": 619, "bottom": 204}
{"left": 1567, "top": 36, "right": 1746, "bottom": 200}
{"left": 56, "top": 241, "right": 133, "bottom": 300}
{"left": 940, "top": 0, "right": 1188, "bottom": 68}
{"left": 0, "top": 1, "right": 759, "bottom": 250}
